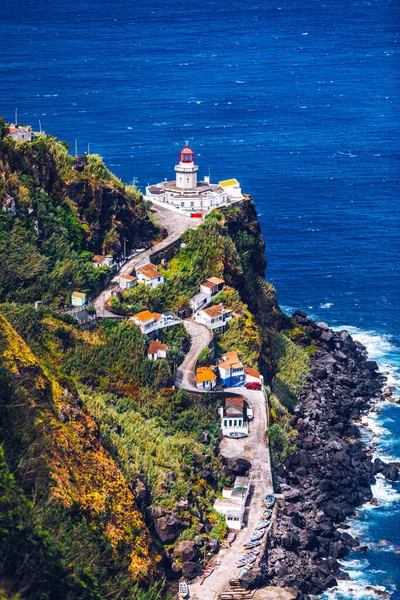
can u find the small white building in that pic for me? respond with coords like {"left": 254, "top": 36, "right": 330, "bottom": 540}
{"left": 214, "top": 476, "right": 251, "bottom": 530}
{"left": 190, "top": 292, "right": 210, "bottom": 313}
{"left": 196, "top": 366, "right": 217, "bottom": 390}
{"left": 148, "top": 340, "right": 168, "bottom": 360}
{"left": 195, "top": 304, "right": 232, "bottom": 331}
{"left": 119, "top": 274, "right": 137, "bottom": 290}
{"left": 219, "top": 397, "right": 248, "bottom": 438}
{"left": 71, "top": 291, "right": 87, "bottom": 307}
{"left": 5, "top": 124, "right": 32, "bottom": 142}
{"left": 92, "top": 255, "right": 113, "bottom": 269}
{"left": 199, "top": 277, "right": 225, "bottom": 297}
{"left": 136, "top": 263, "right": 164, "bottom": 288}
{"left": 218, "top": 179, "right": 243, "bottom": 202}
{"left": 245, "top": 366, "right": 262, "bottom": 384}
{"left": 130, "top": 310, "right": 181, "bottom": 335}
{"left": 145, "top": 144, "right": 244, "bottom": 214}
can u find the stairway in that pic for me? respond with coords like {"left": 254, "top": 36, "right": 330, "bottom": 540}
{"left": 218, "top": 580, "right": 257, "bottom": 599}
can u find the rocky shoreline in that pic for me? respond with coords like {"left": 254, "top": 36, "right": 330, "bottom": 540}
{"left": 264, "top": 312, "right": 399, "bottom": 598}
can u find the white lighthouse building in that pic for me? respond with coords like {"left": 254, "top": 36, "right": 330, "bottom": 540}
{"left": 145, "top": 144, "right": 244, "bottom": 214}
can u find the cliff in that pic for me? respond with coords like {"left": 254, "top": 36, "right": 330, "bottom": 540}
{"left": 0, "top": 128, "right": 162, "bottom": 303}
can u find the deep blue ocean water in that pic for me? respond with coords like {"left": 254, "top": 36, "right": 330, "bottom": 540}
{"left": 1, "top": 0, "right": 399, "bottom": 596}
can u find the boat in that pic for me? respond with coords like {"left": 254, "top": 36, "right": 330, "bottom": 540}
{"left": 244, "top": 549, "right": 260, "bottom": 556}
{"left": 262, "top": 509, "right": 272, "bottom": 519}
{"left": 227, "top": 431, "right": 247, "bottom": 439}
{"left": 178, "top": 580, "right": 189, "bottom": 598}
{"left": 227, "top": 532, "right": 236, "bottom": 544}
{"left": 256, "top": 519, "right": 270, "bottom": 530}
{"left": 264, "top": 493, "right": 275, "bottom": 508}
{"left": 237, "top": 564, "right": 253, "bottom": 579}
{"left": 243, "top": 540, "right": 261, "bottom": 549}
{"left": 250, "top": 530, "right": 265, "bottom": 541}
{"left": 203, "top": 565, "right": 214, "bottom": 578}
{"left": 235, "top": 555, "right": 256, "bottom": 567}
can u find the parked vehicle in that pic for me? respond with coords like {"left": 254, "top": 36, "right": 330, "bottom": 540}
{"left": 264, "top": 493, "right": 276, "bottom": 508}
{"left": 178, "top": 580, "right": 189, "bottom": 598}
{"left": 246, "top": 407, "right": 254, "bottom": 420}
{"left": 245, "top": 381, "right": 262, "bottom": 390}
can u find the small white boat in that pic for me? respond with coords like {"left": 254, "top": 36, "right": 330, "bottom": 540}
{"left": 243, "top": 539, "right": 261, "bottom": 549}
{"left": 264, "top": 493, "right": 275, "bottom": 508}
{"left": 178, "top": 579, "right": 189, "bottom": 598}
{"left": 262, "top": 509, "right": 272, "bottom": 519}
{"left": 203, "top": 565, "right": 214, "bottom": 578}
{"left": 250, "top": 530, "right": 265, "bottom": 541}
{"left": 256, "top": 519, "right": 270, "bottom": 530}
{"left": 227, "top": 532, "right": 236, "bottom": 544}
{"left": 235, "top": 555, "right": 256, "bottom": 567}
{"left": 237, "top": 564, "right": 253, "bottom": 579}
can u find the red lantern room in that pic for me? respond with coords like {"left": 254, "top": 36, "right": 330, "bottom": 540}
{"left": 179, "top": 143, "right": 194, "bottom": 163}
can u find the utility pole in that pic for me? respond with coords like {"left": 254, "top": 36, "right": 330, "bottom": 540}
{"left": 123, "top": 237, "right": 127, "bottom": 260}
{"left": 15, "top": 108, "right": 18, "bottom": 125}
{"left": 87, "top": 142, "right": 90, "bottom": 154}
{"left": 75, "top": 139, "right": 78, "bottom": 157}
{"left": 39, "top": 119, "right": 42, "bottom": 134}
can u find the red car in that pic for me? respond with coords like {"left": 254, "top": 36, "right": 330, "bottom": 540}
{"left": 245, "top": 381, "right": 262, "bottom": 390}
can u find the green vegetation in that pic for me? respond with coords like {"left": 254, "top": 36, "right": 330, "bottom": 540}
{"left": 271, "top": 332, "right": 310, "bottom": 409}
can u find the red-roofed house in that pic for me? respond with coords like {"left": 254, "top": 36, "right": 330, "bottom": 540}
{"left": 92, "top": 255, "right": 113, "bottom": 269}
{"left": 119, "top": 274, "right": 137, "bottom": 290}
{"left": 136, "top": 262, "right": 164, "bottom": 288}
{"left": 218, "top": 396, "right": 248, "bottom": 438}
{"left": 130, "top": 310, "right": 181, "bottom": 335}
{"left": 148, "top": 340, "right": 168, "bottom": 360}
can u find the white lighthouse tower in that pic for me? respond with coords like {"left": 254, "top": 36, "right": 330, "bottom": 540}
{"left": 174, "top": 143, "right": 199, "bottom": 189}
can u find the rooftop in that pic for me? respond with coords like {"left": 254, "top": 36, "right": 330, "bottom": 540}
{"left": 207, "top": 276, "right": 225, "bottom": 286}
{"left": 120, "top": 274, "right": 137, "bottom": 281}
{"left": 219, "top": 351, "right": 243, "bottom": 370}
{"left": 196, "top": 366, "right": 217, "bottom": 383}
{"left": 72, "top": 291, "right": 86, "bottom": 299}
{"left": 136, "top": 263, "right": 162, "bottom": 280}
{"left": 92, "top": 254, "right": 112, "bottom": 263}
{"left": 201, "top": 304, "right": 231, "bottom": 319}
{"left": 148, "top": 340, "right": 168, "bottom": 354}
{"left": 132, "top": 310, "right": 156, "bottom": 323}
{"left": 219, "top": 178, "right": 239, "bottom": 187}
{"left": 245, "top": 366, "right": 260, "bottom": 379}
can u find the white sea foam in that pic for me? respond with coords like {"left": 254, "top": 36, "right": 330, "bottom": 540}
{"left": 320, "top": 302, "right": 334, "bottom": 309}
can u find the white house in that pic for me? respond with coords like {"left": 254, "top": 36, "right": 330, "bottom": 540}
{"left": 218, "top": 179, "right": 243, "bottom": 202}
{"left": 219, "top": 397, "right": 248, "bottom": 438}
{"left": 190, "top": 292, "right": 210, "bottom": 313}
{"left": 195, "top": 304, "right": 232, "bottom": 331}
{"left": 119, "top": 274, "right": 137, "bottom": 290}
{"left": 196, "top": 366, "right": 217, "bottom": 390}
{"left": 199, "top": 277, "right": 225, "bottom": 298}
{"left": 130, "top": 310, "right": 181, "bottom": 335}
{"left": 148, "top": 340, "right": 168, "bottom": 360}
{"left": 92, "top": 255, "right": 113, "bottom": 269}
{"left": 5, "top": 124, "right": 32, "bottom": 142}
{"left": 136, "top": 263, "right": 164, "bottom": 288}
{"left": 145, "top": 144, "right": 244, "bottom": 214}
{"left": 245, "top": 366, "right": 262, "bottom": 384}
{"left": 71, "top": 291, "right": 87, "bottom": 307}
{"left": 214, "top": 476, "right": 251, "bottom": 530}
{"left": 218, "top": 351, "right": 245, "bottom": 388}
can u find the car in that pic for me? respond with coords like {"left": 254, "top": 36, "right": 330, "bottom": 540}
{"left": 245, "top": 382, "right": 262, "bottom": 390}
{"left": 246, "top": 408, "right": 254, "bottom": 420}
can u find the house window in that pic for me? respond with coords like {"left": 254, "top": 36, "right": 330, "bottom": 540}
{"left": 224, "top": 420, "right": 228, "bottom": 427}
{"left": 238, "top": 419, "right": 242, "bottom": 427}
{"left": 181, "top": 201, "right": 185, "bottom": 207}
{"left": 233, "top": 420, "right": 237, "bottom": 427}
{"left": 191, "top": 201, "right": 194, "bottom": 207}
{"left": 229, "top": 420, "right": 232, "bottom": 427}
{"left": 187, "top": 178, "right": 190, "bottom": 183}
{"left": 158, "top": 277, "right": 161, "bottom": 281}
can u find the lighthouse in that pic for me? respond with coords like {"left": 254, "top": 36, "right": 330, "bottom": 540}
{"left": 174, "top": 143, "right": 199, "bottom": 189}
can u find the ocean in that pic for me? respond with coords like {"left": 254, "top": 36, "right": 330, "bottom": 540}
{"left": 1, "top": 0, "right": 399, "bottom": 597}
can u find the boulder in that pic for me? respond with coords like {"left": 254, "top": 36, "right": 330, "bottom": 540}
{"left": 134, "top": 480, "right": 149, "bottom": 506}
{"left": 182, "top": 561, "right": 201, "bottom": 580}
{"left": 227, "top": 457, "right": 251, "bottom": 474}
{"left": 154, "top": 513, "right": 185, "bottom": 543}
{"left": 173, "top": 540, "right": 199, "bottom": 563}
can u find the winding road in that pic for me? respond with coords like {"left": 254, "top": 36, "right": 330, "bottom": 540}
{"left": 93, "top": 204, "right": 202, "bottom": 317}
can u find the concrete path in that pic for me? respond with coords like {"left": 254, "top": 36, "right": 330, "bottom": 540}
{"left": 93, "top": 204, "right": 202, "bottom": 317}
{"left": 189, "top": 385, "right": 273, "bottom": 600}
{"left": 176, "top": 320, "right": 213, "bottom": 391}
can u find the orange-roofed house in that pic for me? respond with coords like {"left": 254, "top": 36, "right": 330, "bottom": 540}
{"left": 200, "top": 277, "right": 225, "bottom": 297}
{"left": 218, "top": 396, "right": 248, "bottom": 438}
{"left": 148, "top": 340, "right": 168, "bottom": 361}
{"left": 130, "top": 310, "right": 181, "bottom": 335}
{"left": 244, "top": 365, "right": 261, "bottom": 384}
{"left": 218, "top": 351, "right": 245, "bottom": 388}
{"left": 5, "top": 124, "right": 32, "bottom": 142}
{"left": 92, "top": 254, "right": 113, "bottom": 269}
{"left": 195, "top": 303, "right": 232, "bottom": 331}
{"left": 196, "top": 366, "right": 217, "bottom": 390}
{"left": 136, "top": 262, "right": 164, "bottom": 288}
{"left": 119, "top": 274, "right": 137, "bottom": 290}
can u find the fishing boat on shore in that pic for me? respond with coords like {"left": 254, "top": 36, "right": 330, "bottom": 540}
{"left": 262, "top": 509, "right": 272, "bottom": 519}
{"left": 227, "top": 532, "right": 236, "bottom": 544}
{"left": 243, "top": 539, "right": 261, "bottom": 548}
{"left": 178, "top": 579, "right": 189, "bottom": 598}
{"left": 256, "top": 519, "right": 270, "bottom": 530}
{"left": 235, "top": 555, "right": 257, "bottom": 567}
{"left": 203, "top": 565, "right": 214, "bottom": 578}
{"left": 264, "top": 493, "right": 275, "bottom": 508}
{"left": 237, "top": 564, "right": 253, "bottom": 579}
{"left": 250, "top": 530, "right": 265, "bottom": 541}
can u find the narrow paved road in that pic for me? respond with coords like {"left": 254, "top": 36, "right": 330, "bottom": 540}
{"left": 93, "top": 204, "right": 202, "bottom": 317}
{"left": 176, "top": 320, "right": 213, "bottom": 391}
{"left": 189, "top": 386, "right": 273, "bottom": 600}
